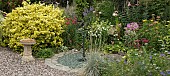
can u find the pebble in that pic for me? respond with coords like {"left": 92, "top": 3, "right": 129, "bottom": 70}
{"left": 0, "top": 47, "right": 77, "bottom": 76}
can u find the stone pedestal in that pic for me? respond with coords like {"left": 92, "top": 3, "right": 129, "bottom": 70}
{"left": 20, "top": 39, "right": 36, "bottom": 62}
{"left": 22, "top": 45, "right": 35, "bottom": 61}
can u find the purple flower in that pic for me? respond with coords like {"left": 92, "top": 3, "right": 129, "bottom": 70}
{"left": 167, "top": 51, "right": 170, "bottom": 55}
{"left": 89, "top": 6, "right": 94, "bottom": 12}
{"left": 167, "top": 70, "right": 170, "bottom": 75}
{"left": 160, "top": 54, "right": 166, "bottom": 57}
{"left": 127, "top": 23, "right": 132, "bottom": 28}
{"left": 160, "top": 71, "right": 166, "bottom": 76}
{"left": 150, "top": 56, "right": 152, "bottom": 59}
{"left": 83, "top": 12, "right": 87, "bottom": 16}
{"left": 124, "top": 59, "right": 127, "bottom": 64}
{"left": 84, "top": 8, "right": 89, "bottom": 13}
{"left": 149, "top": 72, "right": 152, "bottom": 76}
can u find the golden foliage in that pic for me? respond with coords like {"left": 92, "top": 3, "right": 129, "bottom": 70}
{"left": 1, "top": 1, "right": 65, "bottom": 52}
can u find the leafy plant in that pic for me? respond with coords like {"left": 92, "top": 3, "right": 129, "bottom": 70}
{"left": 62, "top": 16, "right": 82, "bottom": 49}
{"left": 34, "top": 48, "right": 54, "bottom": 58}
{"left": 123, "top": 22, "right": 139, "bottom": 48}
{"left": 75, "top": 0, "right": 89, "bottom": 20}
{"left": 159, "top": 21, "right": 170, "bottom": 52}
{"left": 1, "top": 1, "right": 65, "bottom": 52}
{"left": 99, "top": 47, "right": 170, "bottom": 76}
{"left": 95, "top": 0, "right": 115, "bottom": 24}
{"left": 137, "top": 20, "right": 168, "bottom": 51}
{"left": 88, "top": 20, "right": 111, "bottom": 51}
{"left": 56, "top": 46, "right": 68, "bottom": 53}
{"left": 103, "top": 42, "right": 127, "bottom": 54}
{"left": 140, "top": 0, "right": 170, "bottom": 20}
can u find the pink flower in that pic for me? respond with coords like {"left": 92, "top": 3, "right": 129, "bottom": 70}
{"left": 132, "top": 22, "right": 139, "bottom": 30}
{"left": 127, "top": 23, "right": 132, "bottom": 29}
{"left": 128, "top": 2, "right": 131, "bottom": 7}
{"left": 141, "top": 38, "right": 149, "bottom": 43}
{"left": 126, "top": 22, "right": 139, "bottom": 31}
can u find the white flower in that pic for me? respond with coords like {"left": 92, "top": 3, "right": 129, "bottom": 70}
{"left": 112, "top": 13, "right": 118, "bottom": 16}
{"left": 112, "top": 11, "right": 118, "bottom": 16}
{"left": 93, "top": 11, "right": 96, "bottom": 13}
{"left": 99, "top": 12, "right": 102, "bottom": 14}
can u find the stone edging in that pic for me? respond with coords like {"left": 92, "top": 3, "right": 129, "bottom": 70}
{"left": 45, "top": 50, "right": 86, "bottom": 75}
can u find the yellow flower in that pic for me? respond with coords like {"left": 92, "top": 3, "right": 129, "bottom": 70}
{"left": 150, "top": 20, "right": 154, "bottom": 22}
{"left": 142, "top": 19, "right": 147, "bottom": 22}
{"left": 122, "top": 56, "right": 126, "bottom": 59}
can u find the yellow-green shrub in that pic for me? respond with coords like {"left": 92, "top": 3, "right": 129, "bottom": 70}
{"left": 1, "top": 1, "right": 65, "bottom": 52}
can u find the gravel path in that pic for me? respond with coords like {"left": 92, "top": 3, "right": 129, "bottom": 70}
{"left": 0, "top": 47, "right": 77, "bottom": 76}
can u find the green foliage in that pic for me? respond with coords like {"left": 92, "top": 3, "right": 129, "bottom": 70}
{"left": 88, "top": 20, "right": 111, "bottom": 51}
{"left": 95, "top": 0, "right": 114, "bottom": 23}
{"left": 40, "top": 46, "right": 68, "bottom": 54}
{"left": 103, "top": 42, "right": 127, "bottom": 54}
{"left": 56, "top": 46, "right": 68, "bottom": 53}
{"left": 160, "top": 21, "right": 170, "bottom": 52}
{"left": 99, "top": 47, "right": 170, "bottom": 76}
{"left": 0, "top": 0, "right": 23, "bottom": 13}
{"left": 34, "top": 48, "right": 54, "bottom": 58}
{"left": 1, "top": 1, "right": 65, "bottom": 52}
{"left": 137, "top": 20, "right": 168, "bottom": 51}
{"left": 126, "top": 47, "right": 170, "bottom": 76}
{"left": 88, "top": 20, "right": 110, "bottom": 37}
{"left": 140, "top": 0, "right": 170, "bottom": 20}
{"left": 75, "top": 0, "right": 88, "bottom": 20}
{"left": 119, "top": 4, "right": 149, "bottom": 24}
{"left": 62, "top": 16, "right": 82, "bottom": 49}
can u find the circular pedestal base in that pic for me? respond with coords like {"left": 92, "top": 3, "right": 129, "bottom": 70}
{"left": 22, "top": 56, "right": 35, "bottom": 62}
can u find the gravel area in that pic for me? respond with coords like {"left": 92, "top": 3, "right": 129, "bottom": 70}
{"left": 0, "top": 47, "right": 77, "bottom": 76}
